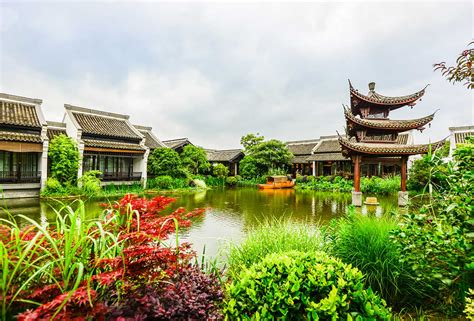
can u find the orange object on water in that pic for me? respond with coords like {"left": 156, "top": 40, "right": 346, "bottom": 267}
{"left": 257, "top": 176, "right": 295, "bottom": 189}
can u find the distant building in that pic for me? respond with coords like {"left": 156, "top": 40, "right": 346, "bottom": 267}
{"left": 133, "top": 125, "right": 166, "bottom": 152}
{"left": 206, "top": 149, "right": 245, "bottom": 176}
{"left": 162, "top": 138, "right": 193, "bottom": 153}
{"left": 63, "top": 104, "right": 148, "bottom": 186}
{"left": 286, "top": 139, "right": 319, "bottom": 177}
{"left": 308, "top": 135, "right": 351, "bottom": 177}
{"left": 0, "top": 93, "right": 48, "bottom": 198}
{"left": 448, "top": 125, "right": 474, "bottom": 157}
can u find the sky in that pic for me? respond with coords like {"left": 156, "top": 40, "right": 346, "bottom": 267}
{"left": 0, "top": 1, "right": 472, "bottom": 149}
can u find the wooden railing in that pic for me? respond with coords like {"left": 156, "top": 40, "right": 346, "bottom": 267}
{"left": 101, "top": 172, "right": 142, "bottom": 182}
{"left": 0, "top": 171, "right": 41, "bottom": 183}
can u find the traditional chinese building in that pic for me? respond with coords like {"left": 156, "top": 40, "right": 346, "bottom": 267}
{"left": 448, "top": 125, "right": 474, "bottom": 158}
{"left": 0, "top": 93, "right": 49, "bottom": 198}
{"left": 286, "top": 139, "right": 319, "bottom": 177}
{"left": 339, "top": 81, "right": 444, "bottom": 206}
{"left": 133, "top": 125, "right": 166, "bottom": 152}
{"left": 162, "top": 138, "right": 193, "bottom": 154}
{"left": 206, "top": 149, "right": 245, "bottom": 176}
{"left": 63, "top": 104, "right": 148, "bottom": 186}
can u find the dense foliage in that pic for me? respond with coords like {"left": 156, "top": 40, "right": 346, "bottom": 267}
{"left": 407, "top": 152, "right": 449, "bottom": 192}
{"left": 328, "top": 212, "right": 420, "bottom": 308}
{"left": 48, "top": 134, "right": 80, "bottom": 186}
{"left": 239, "top": 155, "right": 261, "bottom": 179}
{"left": 226, "top": 220, "right": 324, "bottom": 278}
{"left": 225, "top": 251, "right": 391, "bottom": 320}
{"left": 212, "top": 163, "right": 229, "bottom": 179}
{"left": 1, "top": 195, "right": 223, "bottom": 320}
{"left": 79, "top": 170, "right": 102, "bottom": 195}
{"left": 181, "top": 145, "right": 211, "bottom": 175}
{"left": 391, "top": 137, "right": 474, "bottom": 314}
{"left": 148, "top": 147, "right": 184, "bottom": 177}
{"left": 240, "top": 133, "right": 293, "bottom": 176}
{"left": 297, "top": 175, "right": 400, "bottom": 194}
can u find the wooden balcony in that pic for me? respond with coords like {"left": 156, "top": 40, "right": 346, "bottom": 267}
{"left": 0, "top": 171, "right": 41, "bottom": 184}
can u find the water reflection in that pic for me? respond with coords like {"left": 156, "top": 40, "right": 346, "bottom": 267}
{"left": 0, "top": 188, "right": 399, "bottom": 257}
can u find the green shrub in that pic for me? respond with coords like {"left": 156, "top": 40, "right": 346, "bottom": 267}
{"left": 225, "top": 176, "right": 238, "bottom": 187}
{"left": 328, "top": 211, "right": 420, "bottom": 307}
{"left": 48, "top": 134, "right": 80, "bottom": 186}
{"left": 224, "top": 251, "right": 391, "bottom": 320}
{"left": 79, "top": 170, "right": 102, "bottom": 195}
{"left": 226, "top": 220, "right": 324, "bottom": 278}
{"left": 43, "top": 177, "right": 65, "bottom": 194}
{"left": 239, "top": 155, "right": 261, "bottom": 179}
{"left": 181, "top": 145, "right": 210, "bottom": 175}
{"left": 297, "top": 175, "right": 353, "bottom": 192}
{"left": 361, "top": 175, "right": 400, "bottom": 195}
{"left": 407, "top": 153, "right": 449, "bottom": 192}
{"left": 147, "top": 176, "right": 189, "bottom": 190}
{"left": 465, "top": 289, "right": 474, "bottom": 320}
{"left": 153, "top": 176, "right": 174, "bottom": 189}
{"left": 148, "top": 148, "right": 184, "bottom": 177}
{"left": 391, "top": 138, "right": 473, "bottom": 314}
{"left": 212, "top": 163, "right": 229, "bottom": 178}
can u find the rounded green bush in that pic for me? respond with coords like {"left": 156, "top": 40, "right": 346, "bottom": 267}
{"left": 45, "top": 177, "right": 64, "bottom": 194}
{"left": 225, "top": 251, "right": 391, "bottom": 320}
{"left": 154, "top": 175, "right": 174, "bottom": 189}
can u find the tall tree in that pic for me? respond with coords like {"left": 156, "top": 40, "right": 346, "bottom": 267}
{"left": 240, "top": 133, "right": 265, "bottom": 154}
{"left": 181, "top": 145, "right": 210, "bottom": 175}
{"left": 148, "top": 148, "right": 183, "bottom": 177}
{"left": 240, "top": 133, "right": 293, "bottom": 176}
{"left": 48, "top": 134, "right": 80, "bottom": 186}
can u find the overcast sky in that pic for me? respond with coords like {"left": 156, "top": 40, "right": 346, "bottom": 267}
{"left": 1, "top": 1, "right": 472, "bottom": 149}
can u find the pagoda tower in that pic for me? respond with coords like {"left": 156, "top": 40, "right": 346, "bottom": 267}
{"left": 339, "top": 81, "right": 445, "bottom": 206}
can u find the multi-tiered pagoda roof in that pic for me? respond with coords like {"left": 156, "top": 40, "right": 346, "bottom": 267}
{"left": 342, "top": 81, "right": 444, "bottom": 156}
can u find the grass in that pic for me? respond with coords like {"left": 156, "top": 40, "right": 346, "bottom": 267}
{"left": 0, "top": 201, "right": 122, "bottom": 319}
{"left": 225, "top": 218, "right": 325, "bottom": 278}
{"left": 327, "top": 209, "right": 428, "bottom": 308}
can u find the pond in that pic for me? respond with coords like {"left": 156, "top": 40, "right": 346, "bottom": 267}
{"left": 0, "top": 187, "right": 399, "bottom": 257}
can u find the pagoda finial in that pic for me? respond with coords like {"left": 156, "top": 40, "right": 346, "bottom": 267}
{"left": 368, "top": 82, "right": 376, "bottom": 92}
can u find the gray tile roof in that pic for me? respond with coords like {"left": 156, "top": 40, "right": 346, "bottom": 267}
{"left": 286, "top": 139, "right": 319, "bottom": 155}
{"left": 163, "top": 138, "right": 192, "bottom": 149}
{"left": 83, "top": 139, "right": 145, "bottom": 151}
{"left": 133, "top": 125, "right": 164, "bottom": 149}
{"left": 0, "top": 100, "right": 41, "bottom": 128}
{"left": 206, "top": 149, "right": 244, "bottom": 162}
{"left": 0, "top": 130, "right": 43, "bottom": 143}
{"left": 72, "top": 112, "right": 140, "bottom": 139}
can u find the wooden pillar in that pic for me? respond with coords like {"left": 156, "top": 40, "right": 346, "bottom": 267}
{"left": 401, "top": 156, "right": 408, "bottom": 192}
{"left": 353, "top": 155, "right": 361, "bottom": 192}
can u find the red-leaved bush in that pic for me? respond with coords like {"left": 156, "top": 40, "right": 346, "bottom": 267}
{"left": 14, "top": 194, "right": 223, "bottom": 320}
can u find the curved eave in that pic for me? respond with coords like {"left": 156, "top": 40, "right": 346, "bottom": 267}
{"left": 344, "top": 109, "right": 435, "bottom": 131}
{"left": 338, "top": 137, "right": 445, "bottom": 156}
{"left": 349, "top": 81, "right": 427, "bottom": 110}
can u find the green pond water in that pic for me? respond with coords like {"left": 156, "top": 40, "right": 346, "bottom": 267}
{"left": 0, "top": 187, "right": 399, "bottom": 257}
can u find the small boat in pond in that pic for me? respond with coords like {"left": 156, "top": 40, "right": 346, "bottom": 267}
{"left": 258, "top": 175, "right": 295, "bottom": 189}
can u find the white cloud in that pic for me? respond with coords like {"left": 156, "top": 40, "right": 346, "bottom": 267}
{"left": 0, "top": 1, "right": 472, "bottom": 149}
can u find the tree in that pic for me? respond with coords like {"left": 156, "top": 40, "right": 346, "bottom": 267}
{"left": 181, "top": 145, "right": 210, "bottom": 175}
{"left": 240, "top": 133, "right": 265, "bottom": 154}
{"left": 433, "top": 41, "right": 473, "bottom": 89}
{"left": 148, "top": 148, "right": 183, "bottom": 177}
{"left": 240, "top": 133, "right": 293, "bottom": 177}
{"left": 249, "top": 139, "right": 293, "bottom": 173}
{"left": 239, "top": 156, "right": 262, "bottom": 179}
{"left": 48, "top": 134, "right": 80, "bottom": 186}
{"left": 212, "top": 163, "right": 229, "bottom": 178}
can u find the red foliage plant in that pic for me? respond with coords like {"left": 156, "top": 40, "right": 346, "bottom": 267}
{"left": 16, "top": 195, "right": 223, "bottom": 320}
